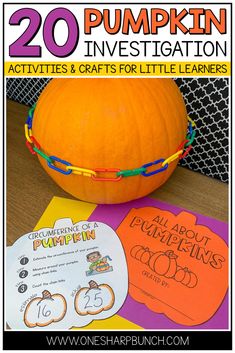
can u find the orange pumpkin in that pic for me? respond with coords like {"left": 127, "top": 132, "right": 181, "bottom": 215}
{"left": 149, "top": 250, "right": 178, "bottom": 278}
{"left": 187, "top": 272, "right": 198, "bottom": 288}
{"left": 181, "top": 268, "right": 198, "bottom": 288}
{"left": 140, "top": 249, "right": 154, "bottom": 264}
{"left": 174, "top": 266, "right": 198, "bottom": 288}
{"left": 130, "top": 245, "right": 144, "bottom": 258}
{"left": 74, "top": 280, "right": 115, "bottom": 316}
{"left": 32, "top": 78, "right": 187, "bottom": 204}
{"left": 174, "top": 266, "right": 186, "bottom": 282}
{"left": 24, "top": 290, "right": 67, "bottom": 328}
{"left": 130, "top": 245, "right": 153, "bottom": 264}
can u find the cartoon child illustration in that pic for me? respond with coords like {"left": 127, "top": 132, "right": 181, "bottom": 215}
{"left": 86, "top": 251, "right": 113, "bottom": 275}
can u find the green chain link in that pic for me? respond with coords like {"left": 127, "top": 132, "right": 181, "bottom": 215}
{"left": 117, "top": 167, "right": 146, "bottom": 177}
{"left": 29, "top": 103, "right": 36, "bottom": 118}
{"left": 33, "top": 147, "right": 52, "bottom": 163}
{"left": 186, "top": 130, "right": 196, "bottom": 147}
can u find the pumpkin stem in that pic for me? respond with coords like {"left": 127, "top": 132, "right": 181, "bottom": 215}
{"left": 42, "top": 290, "right": 52, "bottom": 299}
{"left": 89, "top": 280, "right": 99, "bottom": 289}
{"left": 165, "top": 250, "right": 178, "bottom": 259}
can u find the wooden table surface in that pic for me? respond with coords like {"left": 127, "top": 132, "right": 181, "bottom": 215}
{"left": 7, "top": 99, "right": 229, "bottom": 246}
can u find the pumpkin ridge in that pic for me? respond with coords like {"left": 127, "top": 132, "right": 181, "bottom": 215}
{"left": 124, "top": 80, "right": 146, "bottom": 199}
{"left": 135, "top": 79, "right": 165, "bottom": 195}
{"left": 138, "top": 79, "right": 159, "bottom": 191}
{"left": 172, "top": 80, "right": 187, "bottom": 142}
{"left": 160, "top": 80, "right": 187, "bottom": 142}
{"left": 34, "top": 80, "right": 71, "bottom": 156}
{"left": 153, "top": 83, "right": 175, "bottom": 186}
{"left": 151, "top": 80, "right": 187, "bottom": 185}
{"left": 143, "top": 80, "right": 170, "bottom": 187}
{"left": 140, "top": 79, "right": 156, "bottom": 165}
{"left": 80, "top": 82, "right": 96, "bottom": 202}
{"left": 144, "top": 80, "right": 170, "bottom": 153}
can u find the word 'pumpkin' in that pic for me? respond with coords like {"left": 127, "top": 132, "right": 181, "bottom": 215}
{"left": 32, "top": 78, "right": 187, "bottom": 203}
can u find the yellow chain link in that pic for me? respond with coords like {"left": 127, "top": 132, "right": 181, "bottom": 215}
{"left": 187, "top": 116, "right": 196, "bottom": 127}
{"left": 66, "top": 165, "right": 97, "bottom": 178}
{"left": 24, "top": 124, "right": 33, "bottom": 143}
{"left": 162, "top": 150, "right": 183, "bottom": 167}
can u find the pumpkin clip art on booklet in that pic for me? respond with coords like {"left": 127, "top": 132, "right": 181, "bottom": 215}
{"left": 6, "top": 218, "right": 128, "bottom": 330}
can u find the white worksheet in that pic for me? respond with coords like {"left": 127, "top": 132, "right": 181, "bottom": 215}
{"left": 6, "top": 218, "right": 128, "bottom": 330}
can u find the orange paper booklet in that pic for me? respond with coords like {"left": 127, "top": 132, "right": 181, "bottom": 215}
{"left": 84, "top": 196, "right": 229, "bottom": 329}
{"left": 116, "top": 207, "right": 228, "bottom": 326}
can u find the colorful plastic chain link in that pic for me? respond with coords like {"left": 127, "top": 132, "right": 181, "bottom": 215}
{"left": 25, "top": 104, "right": 196, "bottom": 182}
